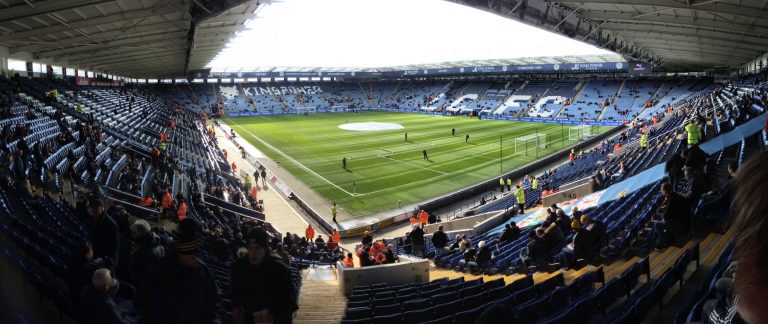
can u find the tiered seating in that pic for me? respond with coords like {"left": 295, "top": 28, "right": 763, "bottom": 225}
{"left": 558, "top": 80, "right": 621, "bottom": 120}
{"left": 602, "top": 80, "right": 661, "bottom": 122}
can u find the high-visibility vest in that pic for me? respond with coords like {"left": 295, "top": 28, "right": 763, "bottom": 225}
{"left": 419, "top": 211, "right": 428, "bottom": 224}
{"left": 162, "top": 192, "right": 172, "bottom": 209}
{"left": 343, "top": 257, "right": 354, "bottom": 268}
{"left": 515, "top": 188, "right": 525, "bottom": 204}
{"left": 305, "top": 226, "right": 315, "bottom": 239}
{"left": 251, "top": 186, "right": 258, "bottom": 198}
{"left": 177, "top": 202, "right": 187, "bottom": 220}
{"left": 332, "top": 231, "right": 340, "bottom": 243}
{"left": 640, "top": 134, "right": 648, "bottom": 148}
{"left": 500, "top": 178, "right": 505, "bottom": 186}
{"left": 685, "top": 123, "right": 700, "bottom": 144}
{"left": 532, "top": 178, "right": 538, "bottom": 190}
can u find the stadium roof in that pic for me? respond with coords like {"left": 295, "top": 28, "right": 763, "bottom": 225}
{"left": 1, "top": 0, "right": 764, "bottom": 78}
{"left": 0, "top": 0, "right": 262, "bottom": 78}
{"left": 450, "top": 0, "right": 768, "bottom": 70}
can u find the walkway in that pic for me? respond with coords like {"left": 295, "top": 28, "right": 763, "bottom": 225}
{"left": 212, "top": 121, "right": 310, "bottom": 237}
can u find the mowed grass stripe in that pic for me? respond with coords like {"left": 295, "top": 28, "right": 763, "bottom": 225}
{"left": 226, "top": 112, "right": 601, "bottom": 216}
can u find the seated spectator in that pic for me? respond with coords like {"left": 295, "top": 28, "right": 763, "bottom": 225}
{"left": 520, "top": 228, "right": 547, "bottom": 267}
{"left": 448, "top": 235, "right": 463, "bottom": 252}
{"left": 561, "top": 220, "right": 595, "bottom": 268}
{"left": 498, "top": 222, "right": 520, "bottom": 243}
{"left": 580, "top": 215, "right": 606, "bottom": 247}
{"left": 314, "top": 235, "right": 326, "bottom": 251}
{"left": 230, "top": 228, "right": 298, "bottom": 324}
{"left": 555, "top": 209, "right": 571, "bottom": 235}
{"left": 80, "top": 268, "right": 138, "bottom": 324}
{"left": 474, "top": 241, "right": 493, "bottom": 269}
{"left": 67, "top": 241, "right": 111, "bottom": 303}
{"left": 571, "top": 206, "right": 584, "bottom": 221}
{"left": 695, "top": 162, "right": 737, "bottom": 222}
{"left": 542, "top": 222, "right": 565, "bottom": 251}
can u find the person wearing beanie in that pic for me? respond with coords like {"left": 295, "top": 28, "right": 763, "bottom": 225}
{"left": 87, "top": 196, "right": 119, "bottom": 263}
{"left": 144, "top": 219, "right": 219, "bottom": 324}
{"left": 230, "top": 228, "right": 298, "bottom": 324}
{"left": 561, "top": 218, "right": 596, "bottom": 268}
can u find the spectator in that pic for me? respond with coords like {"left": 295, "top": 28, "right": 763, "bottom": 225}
{"left": 382, "top": 244, "right": 397, "bottom": 264}
{"left": 681, "top": 167, "right": 708, "bottom": 206}
{"left": 580, "top": 215, "right": 605, "bottom": 247}
{"left": 561, "top": 220, "right": 595, "bottom": 268}
{"left": 521, "top": 228, "right": 547, "bottom": 267}
{"left": 410, "top": 225, "right": 425, "bottom": 257}
{"left": 729, "top": 151, "right": 768, "bottom": 323}
{"left": 361, "top": 230, "right": 373, "bottom": 246}
{"left": 144, "top": 219, "right": 219, "bottom": 324}
{"left": 66, "top": 241, "right": 110, "bottom": 303}
{"left": 88, "top": 197, "right": 119, "bottom": 263}
{"left": 79, "top": 268, "right": 138, "bottom": 324}
{"left": 449, "top": 235, "right": 464, "bottom": 252}
{"left": 230, "top": 228, "right": 298, "bottom": 324}
{"left": 555, "top": 209, "right": 571, "bottom": 235}
{"left": 474, "top": 241, "right": 493, "bottom": 269}
{"left": 571, "top": 206, "right": 584, "bottom": 221}
{"left": 431, "top": 225, "right": 448, "bottom": 258}
{"left": 314, "top": 235, "right": 326, "bottom": 251}
{"left": 128, "top": 220, "right": 164, "bottom": 297}
{"left": 655, "top": 182, "right": 692, "bottom": 250}
{"left": 695, "top": 162, "right": 738, "bottom": 222}
{"left": 665, "top": 153, "right": 685, "bottom": 186}
{"left": 499, "top": 222, "right": 520, "bottom": 243}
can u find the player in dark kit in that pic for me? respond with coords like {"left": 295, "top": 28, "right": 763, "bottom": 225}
{"left": 422, "top": 149, "right": 428, "bottom": 160}
{"left": 405, "top": 132, "right": 408, "bottom": 142}
{"left": 465, "top": 134, "right": 470, "bottom": 143}
{"left": 452, "top": 128, "right": 456, "bottom": 136}
{"left": 342, "top": 157, "right": 347, "bottom": 170}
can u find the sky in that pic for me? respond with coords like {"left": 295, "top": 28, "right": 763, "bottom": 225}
{"left": 206, "top": 0, "right": 615, "bottom": 70}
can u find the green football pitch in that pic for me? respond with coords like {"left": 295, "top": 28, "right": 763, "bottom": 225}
{"left": 226, "top": 111, "right": 608, "bottom": 217}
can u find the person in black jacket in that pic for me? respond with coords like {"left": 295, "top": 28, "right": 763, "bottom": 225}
{"left": 665, "top": 153, "right": 685, "bottom": 186}
{"left": 144, "top": 219, "right": 219, "bottom": 324}
{"left": 230, "top": 228, "right": 298, "bottom": 324}
{"left": 410, "top": 226, "right": 425, "bottom": 257}
{"left": 681, "top": 167, "right": 708, "bottom": 207}
{"left": 88, "top": 197, "right": 119, "bottom": 263}
{"left": 520, "top": 228, "right": 547, "bottom": 267}
{"left": 474, "top": 241, "right": 493, "bottom": 269}
{"left": 696, "top": 162, "right": 738, "bottom": 221}
{"left": 498, "top": 222, "right": 520, "bottom": 243}
{"left": 655, "top": 182, "right": 693, "bottom": 249}
{"left": 431, "top": 226, "right": 449, "bottom": 258}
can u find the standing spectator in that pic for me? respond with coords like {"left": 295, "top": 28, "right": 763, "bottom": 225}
{"left": 144, "top": 219, "right": 219, "bottom": 324}
{"left": 361, "top": 230, "right": 373, "bottom": 246}
{"left": 230, "top": 228, "right": 298, "bottom": 324}
{"left": 410, "top": 225, "right": 425, "bottom": 257}
{"left": 88, "top": 197, "right": 119, "bottom": 263}
{"left": 431, "top": 225, "right": 448, "bottom": 258}
{"left": 655, "top": 182, "right": 692, "bottom": 250}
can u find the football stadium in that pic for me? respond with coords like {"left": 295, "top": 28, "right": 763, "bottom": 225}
{"left": 0, "top": 0, "right": 767, "bottom": 323}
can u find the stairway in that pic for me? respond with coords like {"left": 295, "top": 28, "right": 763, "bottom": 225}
{"left": 294, "top": 267, "right": 347, "bottom": 323}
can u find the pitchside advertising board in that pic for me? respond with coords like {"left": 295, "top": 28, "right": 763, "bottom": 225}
{"left": 188, "top": 61, "right": 643, "bottom": 80}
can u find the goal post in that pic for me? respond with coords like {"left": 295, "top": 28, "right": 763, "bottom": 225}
{"left": 514, "top": 133, "right": 547, "bottom": 155}
{"left": 568, "top": 124, "right": 594, "bottom": 141}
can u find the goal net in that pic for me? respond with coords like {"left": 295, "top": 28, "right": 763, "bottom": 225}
{"left": 568, "top": 125, "right": 593, "bottom": 141}
{"left": 514, "top": 133, "right": 547, "bottom": 155}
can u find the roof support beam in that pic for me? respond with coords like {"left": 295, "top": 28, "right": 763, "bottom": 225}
{"left": 0, "top": 6, "right": 178, "bottom": 43}
{"left": 577, "top": 11, "right": 768, "bottom": 36}
{"left": 9, "top": 23, "right": 186, "bottom": 53}
{"left": 0, "top": 0, "right": 115, "bottom": 24}
{"left": 66, "top": 47, "right": 187, "bottom": 65}
{"left": 552, "top": 0, "right": 768, "bottom": 20}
